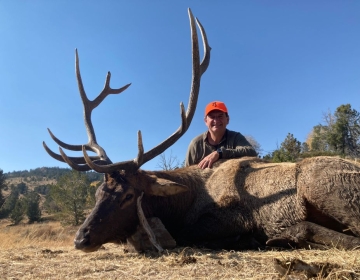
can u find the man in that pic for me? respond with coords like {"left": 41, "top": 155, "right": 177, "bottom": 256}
{"left": 185, "top": 101, "right": 257, "bottom": 169}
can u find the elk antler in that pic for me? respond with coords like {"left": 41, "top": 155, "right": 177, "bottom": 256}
{"left": 43, "top": 8, "right": 211, "bottom": 173}
{"left": 43, "top": 50, "right": 131, "bottom": 171}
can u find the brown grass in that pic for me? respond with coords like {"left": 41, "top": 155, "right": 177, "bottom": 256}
{"left": 0, "top": 221, "right": 359, "bottom": 279}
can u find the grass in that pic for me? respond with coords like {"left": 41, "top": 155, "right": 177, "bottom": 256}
{"left": 0, "top": 220, "right": 76, "bottom": 249}
{"left": 0, "top": 220, "right": 359, "bottom": 279}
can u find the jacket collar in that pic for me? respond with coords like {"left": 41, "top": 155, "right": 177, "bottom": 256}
{"left": 202, "top": 129, "right": 228, "bottom": 145}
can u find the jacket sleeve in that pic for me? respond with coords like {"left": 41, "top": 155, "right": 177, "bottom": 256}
{"left": 185, "top": 140, "right": 197, "bottom": 167}
{"left": 185, "top": 136, "right": 205, "bottom": 166}
{"left": 222, "top": 133, "right": 258, "bottom": 159}
{"left": 185, "top": 147, "right": 194, "bottom": 167}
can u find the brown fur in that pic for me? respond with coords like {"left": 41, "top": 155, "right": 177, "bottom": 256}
{"left": 74, "top": 156, "right": 360, "bottom": 252}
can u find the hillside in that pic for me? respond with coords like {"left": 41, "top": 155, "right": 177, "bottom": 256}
{"left": 4, "top": 167, "right": 103, "bottom": 191}
{"left": 1, "top": 167, "right": 103, "bottom": 221}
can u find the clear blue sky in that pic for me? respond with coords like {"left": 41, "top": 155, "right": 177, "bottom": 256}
{"left": 1, "top": 1, "right": 359, "bottom": 173}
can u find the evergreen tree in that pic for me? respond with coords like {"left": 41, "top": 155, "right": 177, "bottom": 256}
{"left": 309, "top": 104, "right": 360, "bottom": 157}
{"left": 9, "top": 198, "right": 25, "bottom": 225}
{"left": 310, "top": 124, "right": 330, "bottom": 152}
{"left": 49, "top": 170, "right": 90, "bottom": 225}
{"left": 272, "top": 133, "right": 301, "bottom": 162}
{"left": 0, "top": 189, "right": 19, "bottom": 218}
{"left": 34, "top": 184, "right": 51, "bottom": 195}
{"left": 86, "top": 183, "right": 98, "bottom": 208}
{"left": 328, "top": 104, "right": 360, "bottom": 156}
{"left": 14, "top": 182, "right": 28, "bottom": 195}
{"left": 0, "top": 169, "right": 6, "bottom": 207}
{"left": 301, "top": 142, "right": 309, "bottom": 153}
{"left": 25, "top": 191, "right": 41, "bottom": 223}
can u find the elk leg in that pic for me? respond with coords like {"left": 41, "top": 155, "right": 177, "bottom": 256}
{"left": 266, "top": 221, "right": 360, "bottom": 250}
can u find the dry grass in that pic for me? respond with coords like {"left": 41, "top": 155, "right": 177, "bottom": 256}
{"left": 0, "top": 221, "right": 359, "bottom": 279}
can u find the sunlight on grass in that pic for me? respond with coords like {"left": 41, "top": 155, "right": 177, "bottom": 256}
{"left": 0, "top": 220, "right": 359, "bottom": 279}
{"left": 0, "top": 220, "right": 75, "bottom": 249}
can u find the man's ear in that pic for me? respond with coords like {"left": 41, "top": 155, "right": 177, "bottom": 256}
{"left": 145, "top": 176, "right": 188, "bottom": 196}
{"left": 227, "top": 115, "right": 230, "bottom": 124}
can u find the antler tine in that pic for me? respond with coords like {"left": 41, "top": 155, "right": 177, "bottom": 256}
{"left": 44, "top": 128, "right": 107, "bottom": 171}
{"left": 138, "top": 8, "right": 210, "bottom": 165}
{"left": 196, "top": 17, "right": 211, "bottom": 76}
{"left": 59, "top": 147, "right": 93, "bottom": 171}
{"left": 43, "top": 50, "right": 131, "bottom": 170}
{"left": 47, "top": 128, "right": 85, "bottom": 151}
{"left": 82, "top": 146, "right": 138, "bottom": 173}
{"left": 135, "top": 130, "right": 145, "bottom": 166}
{"left": 75, "top": 49, "right": 130, "bottom": 160}
{"left": 43, "top": 141, "right": 101, "bottom": 165}
{"left": 81, "top": 8, "right": 211, "bottom": 173}
{"left": 93, "top": 72, "right": 132, "bottom": 109}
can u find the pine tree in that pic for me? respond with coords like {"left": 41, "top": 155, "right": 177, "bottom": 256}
{"left": 272, "top": 133, "right": 301, "bottom": 162}
{"left": 0, "top": 169, "right": 6, "bottom": 207}
{"left": 49, "top": 170, "right": 90, "bottom": 225}
{"left": 0, "top": 189, "right": 19, "bottom": 218}
{"left": 328, "top": 104, "right": 360, "bottom": 156}
{"left": 25, "top": 191, "right": 41, "bottom": 223}
{"left": 309, "top": 104, "right": 360, "bottom": 157}
{"left": 9, "top": 198, "right": 25, "bottom": 225}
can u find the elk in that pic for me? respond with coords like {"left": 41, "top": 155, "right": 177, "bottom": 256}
{"left": 44, "top": 9, "right": 360, "bottom": 253}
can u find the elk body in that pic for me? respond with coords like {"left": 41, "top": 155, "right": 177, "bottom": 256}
{"left": 44, "top": 9, "right": 360, "bottom": 252}
{"left": 76, "top": 156, "right": 360, "bottom": 252}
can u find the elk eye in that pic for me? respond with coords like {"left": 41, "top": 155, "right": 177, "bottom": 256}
{"left": 125, "top": 194, "right": 133, "bottom": 201}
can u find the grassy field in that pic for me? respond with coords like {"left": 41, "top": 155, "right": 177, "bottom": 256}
{"left": 0, "top": 221, "right": 359, "bottom": 279}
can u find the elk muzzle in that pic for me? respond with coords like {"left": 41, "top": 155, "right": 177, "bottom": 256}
{"left": 74, "top": 227, "right": 102, "bottom": 252}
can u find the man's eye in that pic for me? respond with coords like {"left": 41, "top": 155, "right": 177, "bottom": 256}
{"left": 209, "top": 114, "right": 224, "bottom": 120}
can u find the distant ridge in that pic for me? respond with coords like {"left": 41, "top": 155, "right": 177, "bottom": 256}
{"left": 5, "top": 167, "right": 103, "bottom": 183}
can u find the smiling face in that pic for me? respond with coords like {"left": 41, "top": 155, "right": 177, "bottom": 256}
{"left": 204, "top": 109, "right": 229, "bottom": 136}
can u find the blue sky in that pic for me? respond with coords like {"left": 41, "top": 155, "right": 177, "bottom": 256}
{"left": 0, "top": 1, "right": 359, "bottom": 173}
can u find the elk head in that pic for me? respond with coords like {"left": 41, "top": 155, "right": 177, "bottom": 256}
{"left": 43, "top": 8, "right": 210, "bottom": 252}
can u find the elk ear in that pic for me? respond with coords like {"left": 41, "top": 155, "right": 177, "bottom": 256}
{"left": 146, "top": 177, "right": 188, "bottom": 196}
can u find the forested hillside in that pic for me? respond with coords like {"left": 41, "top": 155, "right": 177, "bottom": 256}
{"left": 0, "top": 167, "right": 103, "bottom": 226}
{"left": 5, "top": 167, "right": 102, "bottom": 182}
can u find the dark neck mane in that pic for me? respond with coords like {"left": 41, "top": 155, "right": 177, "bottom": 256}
{"left": 141, "top": 165, "right": 213, "bottom": 232}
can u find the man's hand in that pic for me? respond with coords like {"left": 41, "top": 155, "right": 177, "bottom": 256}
{"left": 198, "top": 151, "right": 219, "bottom": 169}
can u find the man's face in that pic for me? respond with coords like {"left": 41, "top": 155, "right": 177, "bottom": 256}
{"left": 204, "top": 110, "right": 229, "bottom": 134}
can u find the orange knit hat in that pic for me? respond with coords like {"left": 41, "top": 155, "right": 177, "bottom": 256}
{"left": 205, "top": 101, "right": 228, "bottom": 116}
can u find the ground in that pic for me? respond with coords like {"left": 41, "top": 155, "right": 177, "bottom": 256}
{"left": 0, "top": 221, "right": 359, "bottom": 279}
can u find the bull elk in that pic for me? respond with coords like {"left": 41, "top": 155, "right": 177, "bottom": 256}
{"left": 44, "top": 9, "right": 360, "bottom": 253}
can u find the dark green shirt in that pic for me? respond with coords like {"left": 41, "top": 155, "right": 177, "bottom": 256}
{"left": 185, "top": 129, "right": 257, "bottom": 166}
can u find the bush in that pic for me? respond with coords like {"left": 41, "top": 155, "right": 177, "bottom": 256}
{"left": 10, "top": 198, "right": 25, "bottom": 225}
{"left": 25, "top": 191, "right": 41, "bottom": 223}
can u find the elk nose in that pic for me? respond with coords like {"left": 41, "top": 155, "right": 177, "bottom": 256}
{"left": 74, "top": 229, "right": 90, "bottom": 250}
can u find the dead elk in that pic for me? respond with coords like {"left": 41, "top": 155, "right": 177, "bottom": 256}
{"left": 44, "top": 9, "right": 360, "bottom": 253}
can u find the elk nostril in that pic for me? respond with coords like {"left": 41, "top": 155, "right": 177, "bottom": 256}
{"left": 74, "top": 236, "right": 91, "bottom": 249}
{"left": 83, "top": 229, "right": 90, "bottom": 237}
{"left": 74, "top": 228, "right": 92, "bottom": 250}
{"left": 80, "top": 238, "right": 88, "bottom": 245}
